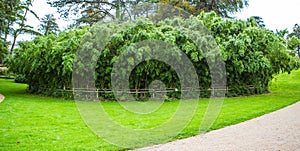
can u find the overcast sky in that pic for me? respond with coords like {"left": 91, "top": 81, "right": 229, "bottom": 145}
{"left": 20, "top": 0, "right": 300, "bottom": 41}
{"left": 234, "top": 0, "right": 300, "bottom": 32}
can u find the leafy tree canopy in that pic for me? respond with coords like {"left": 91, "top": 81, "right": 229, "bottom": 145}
{"left": 47, "top": 0, "right": 249, "bottom": 26}
{"left": 47, "top": 0, "right": 151, "bottom": 25}
{"left": 161, "top": 0, "right": 249, "bottom": 17}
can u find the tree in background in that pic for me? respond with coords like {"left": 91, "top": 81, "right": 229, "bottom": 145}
{"left": 9, "top": 0, "right": 42, "bottom": 54}
{"left": 251, "top": 16, "right": 265, "bottom": 28}
{"left": 39, "top": 14, "right": 60, "bottom": 35}
{"left": 0, "top": 0, "right": 20, "bottom": 58}
{"left": 288, "top": 36, "right": 300, "bottom": 56}
{"left": 288, "top": 24, "right": 300, "bottom": 57}
{"left": 0, "top": 0, "right": 19, "bottom": 39}
{"left": 159, "top": 0, "right": 196, "bottom": 14}
{"left": 47, "top": 0, "right": 126, "bottom": 25}
{"left": 47, "top": 0, "right": 160, "bottom": 26}
{"left": 47, "top": 0, "right": 249, "bottom": 26}
{"left": 161, "top": 0, "right": 249, "bottom": 18}
{"left": 0, "top": 0, "right": 41, "bottom": 55}
{"left": 289, "top": 24, "right": 300, "bottom": 38}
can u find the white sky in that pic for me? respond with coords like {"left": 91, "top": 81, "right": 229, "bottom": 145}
{"left": 234, "top": 0, "right": 300, "bottom": 32}
{"left": 19, "top": 0, "right": 300, "bottom": 41}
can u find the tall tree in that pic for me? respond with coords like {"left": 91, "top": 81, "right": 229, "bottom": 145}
{"left": 9, "top": 0, "right": 41, "bottom": 55}
{"left": 0, "top": 0, "right": 20, "bottom": 62}
{"left": 0, "top": 0, "right": 20, "bottom": 57}
{"left": 0, "top": 0, "right": 20, "bottom": 39}
{"left": 39, "top": 14, "right": 60, "bottom": 35}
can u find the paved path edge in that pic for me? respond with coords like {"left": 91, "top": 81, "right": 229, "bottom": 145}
{"left": 0, "top": 94, "right": 4, "bottom": 103}
{"left": 135, "top": 101, "right": 300, "bottom": 151}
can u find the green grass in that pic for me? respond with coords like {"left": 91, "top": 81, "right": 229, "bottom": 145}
{"left": 0, "top": 70, "right": 299, "bottom": 150}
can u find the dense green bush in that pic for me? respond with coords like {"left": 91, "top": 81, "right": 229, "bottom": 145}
{"left": 9, "top": 12, "right": 300, "bottom": 99}
{"left": 197, "top": 12, "right": 299, "bottom": 96}
{"left": 14, "top": 74, "right": 27, "bottom": 83}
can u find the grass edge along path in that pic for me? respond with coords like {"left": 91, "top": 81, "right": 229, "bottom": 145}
{"left": 0, "top": 70, "right": 299, "bottom": 150}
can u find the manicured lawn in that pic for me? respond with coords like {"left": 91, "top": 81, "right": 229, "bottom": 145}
{"left": 0, "top": 70, "right": 299, "bottom": 150}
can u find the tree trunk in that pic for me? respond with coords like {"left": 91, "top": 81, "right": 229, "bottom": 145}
{"left": 10, "top": 8, "right": 29, "bottom": 55}
{"left": 116, "top": 0, "right": 120, "bottom": 20}
{"left": 10, "top": 34, "right": 17, "bottom": 55}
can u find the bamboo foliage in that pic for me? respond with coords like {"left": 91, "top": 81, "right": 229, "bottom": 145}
{"left": 9, "top": 12, "right": 300, "bottom": 99}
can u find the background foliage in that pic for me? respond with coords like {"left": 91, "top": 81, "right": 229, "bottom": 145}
{"left": 47, "top": 0, "right": 249, "bottom": 26}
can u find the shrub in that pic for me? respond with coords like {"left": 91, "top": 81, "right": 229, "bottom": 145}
{"left": 14, "top": 74, "right": 27, "bottom": 83}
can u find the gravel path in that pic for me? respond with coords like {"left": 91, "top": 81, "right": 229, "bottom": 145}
{"left": 0, "top": 94, "right": 4, "bottom": 103}
{"left": 136, "top": 101, "right": 300, "bottom": 151}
